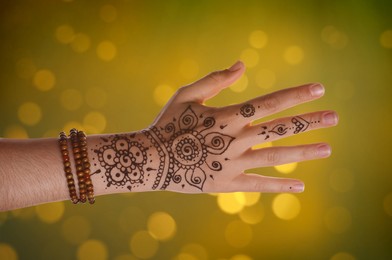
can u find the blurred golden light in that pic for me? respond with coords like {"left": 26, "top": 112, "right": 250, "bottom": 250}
{"left": 147, "top": 211, "right": 176, "bottom": 241}
{"left": 255, "top": 69, "right": 276, "bottom": 89}
{"left": 77, "top": 239, "right": 108, "bottom": 260}
{"left": 380, "top": 29, "right": 392, "bottom": 48}
{"left": 330, "top": 252, "right": 356, "bottom": 260}
{"left": 333, "top": 80, "right": 355, "bottom": 101}
{"left": 61, "top": 215, "right": 91, "bottom": 245}
{"left": 71, "top": 33, "right": 91, "bottom": 53}
{"left": 230, "top": 74, "right": 248, "bottom": 93}
{"left": 10, "top": 207, "right": 35, "bottom": 220}
{"left": 55, "top": 24, "right": 75, "bottom": 44}
{"left": 15, "top": 58, "right": 36, "bottom": 79}
{"left": 230, "top": 254, "right": 253, "bottom": 260}
{"left": 225, "top": 220, "right": 253, "bottom": 248}
{"left": 329, "top": 168, "right": 354, "bottom": 193}
{"left": 63, "top": 121, "right": 85, "bottom": 132}
{"left": 242, "top": 192, "right": 261, "bottom": 206}
{"left": 3, "top": 125, "right": 28, "bottom": 138}
{"left": 272, "top": 193, "right": 301, "bottom": 220}
{"left": 239, "top": 203, "right": 264, "bottom": 225}
{"left": 129, "top": 231, "right": 159, "bottom": 259}
{"left": 97, "top": 41, "right": 117, "bottom": 61}
{"left": 324, "top": 207, "right": 352, "bottom": 234}
{"left": 0, "top": 243, "right": 18, "bottom": 260}
{"left": 83, "top": 111, "right": 107, "bottom": 134}
{"left": 249, "top": 30, "right": 268, "bottom": 49}
{"left": 383, "top": 192, "right": 392, "bottom": 217}
{"left": 100, "top": 4, "right": 117, "bottom": 23}
{"left": 283, "top": 45, "right": 304, "bottom": 65}
{"left": 179, "top": 59, "right": 199, "bottom": 79}
{"left": 240, "top": 48, "right": 259, "bottom": 68}
{"left": 252, "top": 142, "right": 272, "bottom": 149}
{"left": 179, "top": 243, "right": 208, "bottom": 260}
{"left": 17, "top": 102, "right": 42, "bottom": 126}
{"left": 33, "top": 69, "right": 56, "bottom": 91}
{"left": 217, "top": 192, "right": 245, "bottom": 214}
{"left": 114, "top": 254, "right": 137, "bottom": 260}
{"left": 321, "top": 26, "right": 349, "bottom": 49}
{"left": 274, "top": 162, "right": 298, "bottom": 174}
{"left": 60, "top": 89, "right": 83, "bottom": 111}
{"left": 85, "top": 87, "right": 107, "bottom": 109}
{"left": 153, "top": 84, "right": 175, "bottom": 107}
{"left": 35, "top": 202, "right": 64, "bottom": 224}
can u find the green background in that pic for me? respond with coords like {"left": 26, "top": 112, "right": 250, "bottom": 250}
{"left": 1, "top": 0, "right": 392, "bottom": 259}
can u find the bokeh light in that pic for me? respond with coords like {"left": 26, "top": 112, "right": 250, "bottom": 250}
{"left": 77, "top": 239, "right": 108, "bottom": 260}
{"left": 97, "top": 41, "right": 117, "bottom": 61}
{"left": 217, "top": 192, "right": 246, "bottom": 214}
{"left": 17, "top": 102, "right": 42, "bottom": 126}
{"left": 274, "top": 162, "right": 298, "bottom": 174}
{"left": 0, "top": 243, "right": 18, "bottom": 260}
{"left": 35, "top": 202, "right": 65, "bottom": 224}
{"left": 33, "top": 69, "right": 56, "bottom": 91}
{"left": 380, "top": 29, "right": 392, "bottom": 48}
{"left": 147, "top": 211, "right": 176, "bottom": 241}
{"left": 283, "top": 45, "right": 304, "bottom": 65}
{"left": 272, "top": 193, "right": 301, "bottom": 220}
{"left": 249, "top": 30, "right": 268, "bottom": 49}
{"left": 71, "top": 33, "right": 91, "bottom": 53}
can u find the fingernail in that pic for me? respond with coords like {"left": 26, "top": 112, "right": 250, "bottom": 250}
{"left": 323, "top": 112, "right": 338, "bottom": 125}
{"left": 291, "top": 183, "right": 305, "bottom": 193}
{"left": 228, "top": 61, "right": 242, "bottom": 71}
{"left": 317, "top": 144, "right": 331, "bottom": 157}
{"left": 310, "top": 83, "right": 325, "bottom": 97}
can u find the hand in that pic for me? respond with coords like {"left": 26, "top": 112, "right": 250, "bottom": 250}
{"left": 143, "top": 61, "right": 338, "bottom": 193}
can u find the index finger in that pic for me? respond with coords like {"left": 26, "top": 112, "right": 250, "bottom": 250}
{"left": 227, "top": 83, "right": 325, "bottom": 121}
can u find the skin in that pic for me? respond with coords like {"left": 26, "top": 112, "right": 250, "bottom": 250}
{"left": 0, "top": 61, "right": 338, "bottom": 212}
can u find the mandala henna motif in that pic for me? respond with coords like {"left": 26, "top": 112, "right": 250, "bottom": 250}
{"left": 146, "top": 106, "right": 235, "bottom": 191}
{"left": 94, "top": 135, "right": 147, "bottom": 191}
{"left": 239, "top": 104, "right": 255, "bottom": 118}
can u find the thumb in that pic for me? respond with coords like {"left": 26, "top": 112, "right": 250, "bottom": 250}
{"left": 177, "top": 61, "right": 245, "bottom": 103}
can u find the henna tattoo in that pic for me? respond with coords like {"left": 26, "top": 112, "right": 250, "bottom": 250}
{"left": 258, "top": 116, "right": 319, "bottom": 139}
{"left": 239, "top": 104, "right": 255, "bottom": 118}
{"left": 291, "top": 116, "right": 309, "bottom": 134}
{"left": 145, "top": 106, "right": 235, "bottom": 191}
{"left": 94, "top": 135, "right": 148, "bottom": 191}
{"left": 94, "top": 106, "right": 234, "bottom": 192}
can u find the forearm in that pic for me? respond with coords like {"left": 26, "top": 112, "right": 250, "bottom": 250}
{"left": 0, "top": 131, "right": 156, "bottom": 211}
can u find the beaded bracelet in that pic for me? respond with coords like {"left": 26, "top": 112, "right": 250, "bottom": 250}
{"left": 59, "top": 129, "right": 95, "bottom": 204}
{"left": 59, "top": 132, "right": 79, "bottom": 204}
{"left": 77, "top": 130, "right": 95, "bottom": 204}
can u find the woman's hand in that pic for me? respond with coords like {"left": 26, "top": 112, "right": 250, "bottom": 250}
{"left": 93, "top": 61, "right": 338, "bottom": 194}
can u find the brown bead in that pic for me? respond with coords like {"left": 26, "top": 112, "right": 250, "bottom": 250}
{"left": 66, "top": 174, "right": 73, "bottom": 180}
{"left": 85, "top": 180, "right": 92, "bottom": 185}
{"left": 81, "top": 147, "right": 87, "bottom": 152}
{"left": 61, "top": 145, "right": 68, "bottom": 151}
{"left": 82, "top": 158, "right": 89, "bottom": 163}
{"left": 62, "top": 150, "right": 69, "bottom": 156}
{"left": 64, "top": 161, "right": 71, "bottom": 167}
{"left": 76, "top": 165, "right": 83, "bottom": 171}
{"left": 79, "top": 183, "right": 86, "bottom": 189}
{"left": 84, "top": 168, "right": 91, "bottom": 174}
{"left": 75, "top": 159, "right": 82, "bottom": 165}
{"left": 74, "top": 153, "right": 81, "bottom": 159}
{"left": 67, "top": 179, "right": 74, "bottom": 185}
{"left": 69, "top": 185, "right": 76, "bottom": 191}
{"left": 77, "top": 171, "right": 84, "bottom": 177}
{"left": 64, "top": 167, "right": 72, "bottom": 173}
{"left": 87, "top": 186, "right": 94, "bottom": 192}
{"left": 73, "top": 147, "right": 80, "bottom": 153}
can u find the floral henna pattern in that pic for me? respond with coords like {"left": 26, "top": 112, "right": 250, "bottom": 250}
{"left": 145, "top": 106, "right": 235, "bottom": 191}
{"left": 93, "top": 135, "right": 148, "bottom": 191}
{"left": 93, "top": 106, "right": 235, "bottom": 192}
{"left": 239, "top": 104, "right": 255, "bottom": 118}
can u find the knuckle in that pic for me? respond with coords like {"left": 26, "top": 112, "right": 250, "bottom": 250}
{"left": 265, "top": 150, "right": 280, "bottom": 164}
{"left": 261, "top": 95, "right": 280, "bottom": 112}
{"left": 295, "top": 88, "right": 312, "bottom": 102}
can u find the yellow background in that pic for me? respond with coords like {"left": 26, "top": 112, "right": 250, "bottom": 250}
{"left": 1, "top": 0, "right": 392, "bottom": 259}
